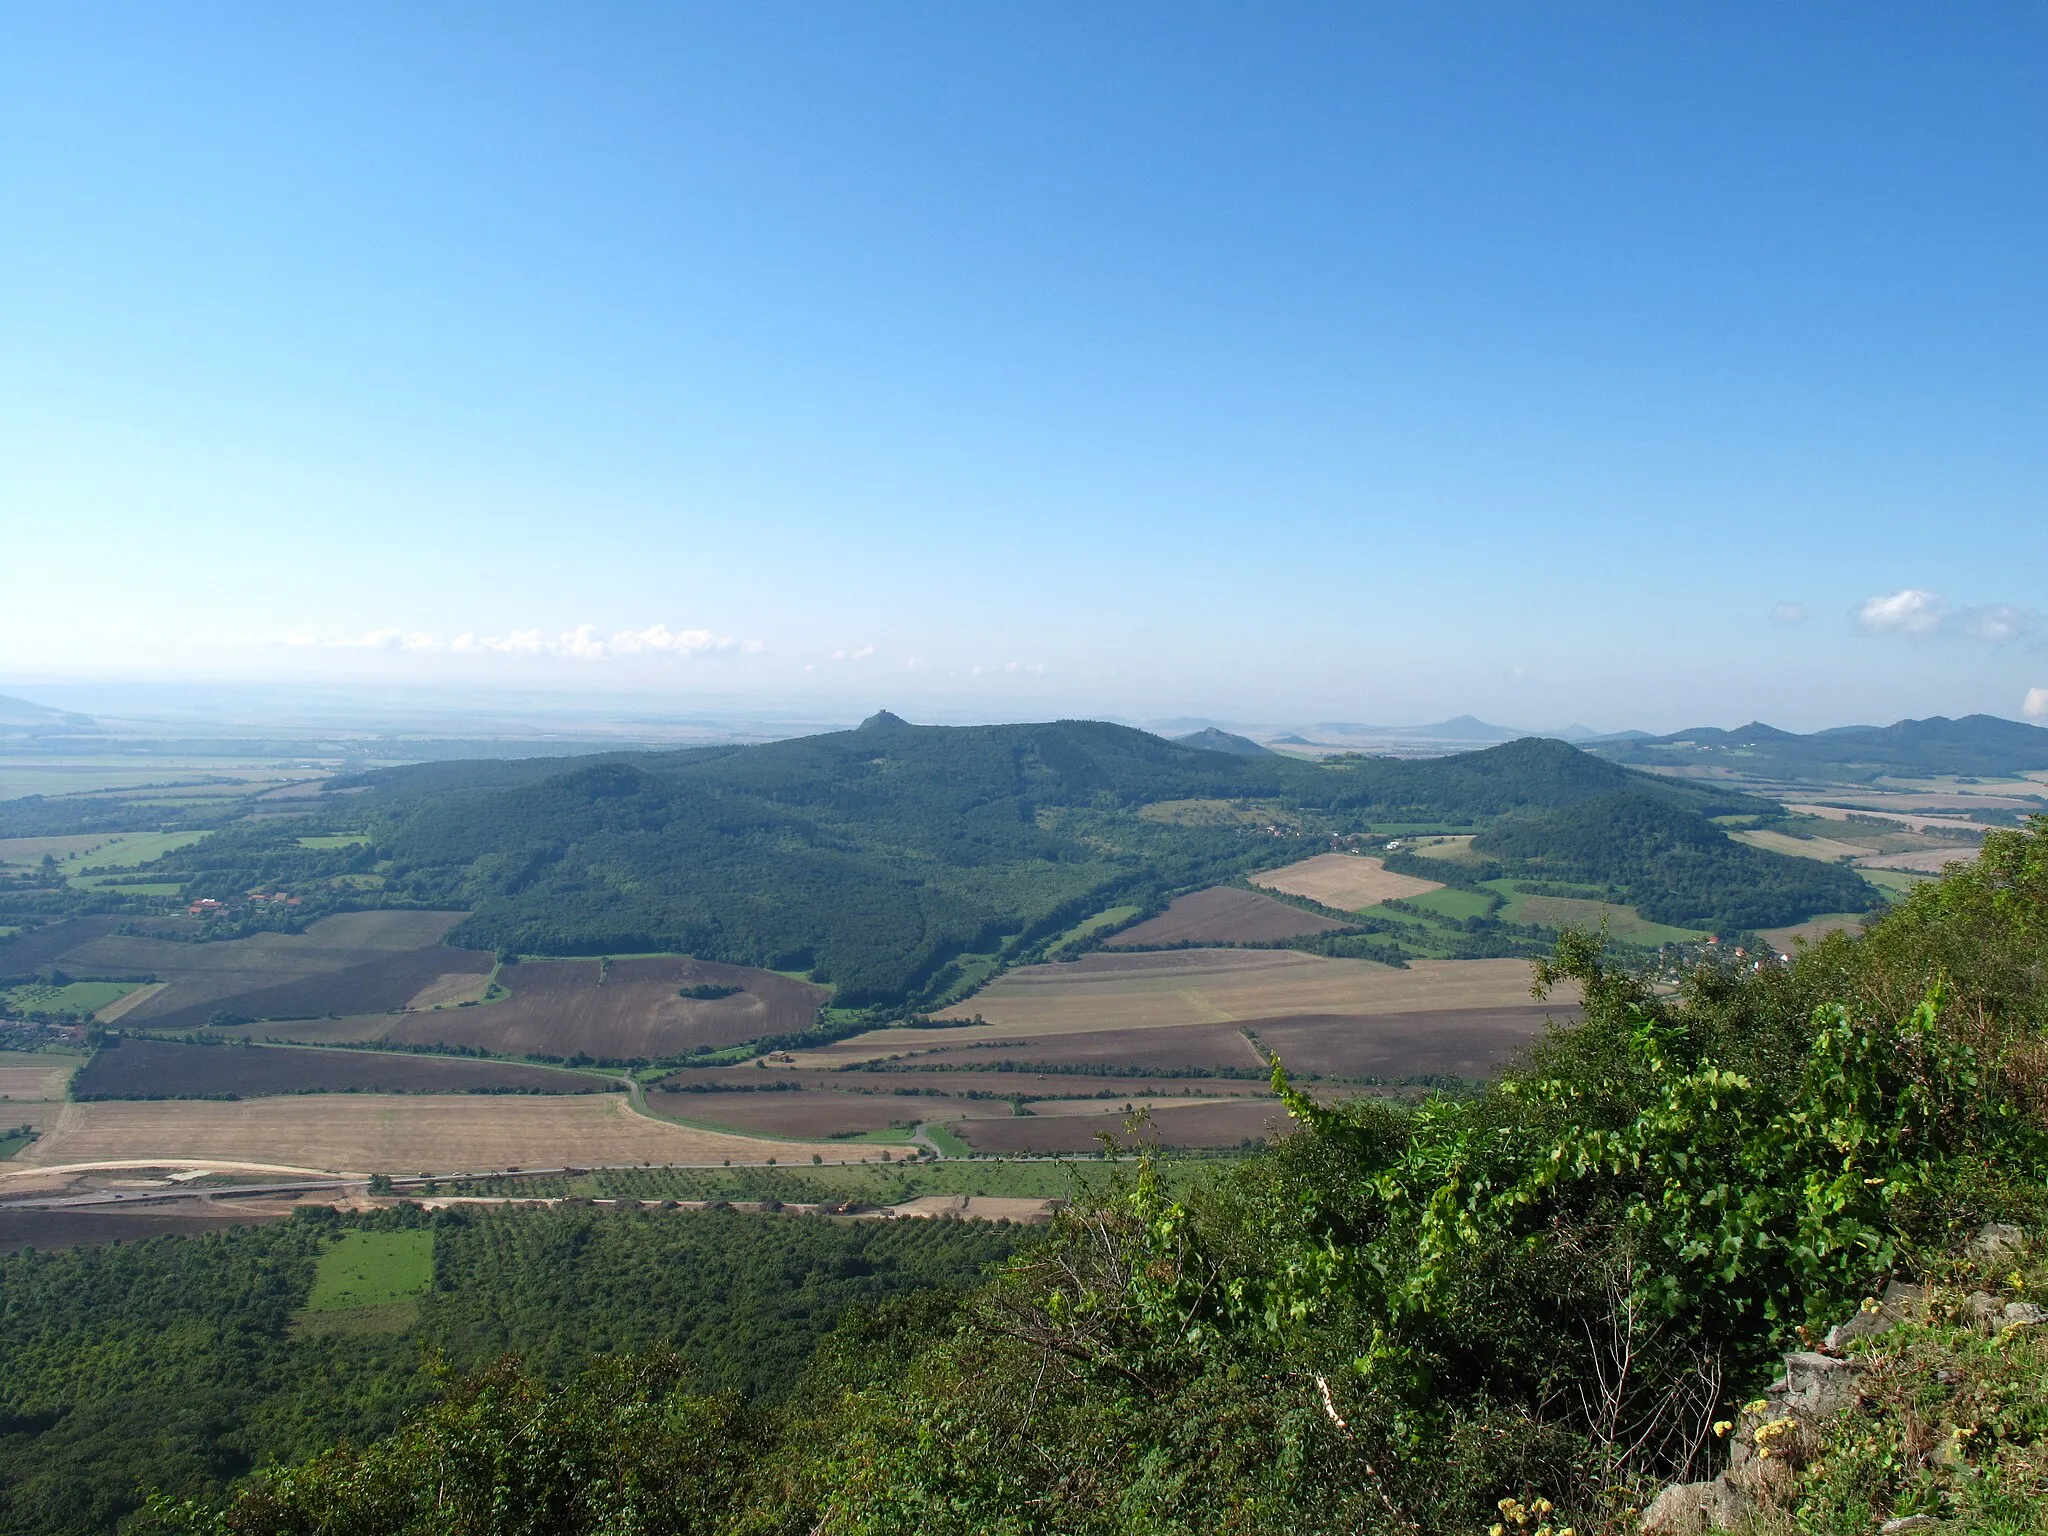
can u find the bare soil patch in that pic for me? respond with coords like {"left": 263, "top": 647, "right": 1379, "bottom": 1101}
{"left": 1249, "top": 1005, "right": 1565, "bottom": 1079}
{"left": 16, "top": 1095, "right": 857, "bottom": 1174}
{"left": 1104, "top": 886, "right": 1352, "bottom": 947}
{"left": 649, "top": 1089, "right": 919, "bottom": 1139}
{"left": 256, "top": 957, "right": 827, "bottom": 1059}
{"left": 71, "top": 1038, "right": 609, "bottom": 1099}
{"left": 1250, "top": 853, "right": 1443, "bottom": 910}
{"left": 58, "top": 911, "right": 488, "bottom": 1030}
{"left": 0, "top": 1204, "right": 285, "bottom": 1253}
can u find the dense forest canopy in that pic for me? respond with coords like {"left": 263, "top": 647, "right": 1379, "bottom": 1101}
{"left": 0, "top": 1204, "right": 1025, "bottom": 1535}
{"left": 129, "top": 819, "right": 2048, "bottom": 1535}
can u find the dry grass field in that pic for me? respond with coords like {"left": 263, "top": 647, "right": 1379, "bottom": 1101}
{"left": 1729, "top": 828, "right": 1870, "bottom": 862}
{"left": 1250, "top": 853, "right": 1443, "bottom": 910}
{"left": 1759, "top": 914, "right": 1868, "bottom": 950}
{"left": 919, "top": 950, "right": 1550, "bottom": 1039}
{"left": 1856, "top": 847, "right": 1979, "bottom": 875}
{"left": 0, "top": 1052, "right": 83, "bottom": 1103}
{"left": 1104, "top": 886, "right": 1352, "bottom": 947}
{"left": 11, "top": 1094, "right": 858, "bottom": 1174}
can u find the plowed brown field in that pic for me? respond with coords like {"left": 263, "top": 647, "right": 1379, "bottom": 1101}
{"left": 1104, "top": 886, "right": 1352, "bottom": 947}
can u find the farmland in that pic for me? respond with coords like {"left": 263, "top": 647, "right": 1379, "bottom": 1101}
{"left": 1250, "top": 852, "right": 1444, "bottom": 909}
{"left": 922, "top": 949, "right": 1556, "bottom": 1038}
{"left": 248, "top": 955, "right": 827, "bottom": 1058}
{"left": 49, "top": 910, "right": 488, "bottom": 1030}
{"left": 70, "top": 1037, "right": 611, "bottom": 1099}
{"left": 11, "top": 1094, "right": 859, "bottom": 1174}
{"left": 305, "top": 1228, "right": 435, "bottom": 1313}
{"left": 1104, "top": 885, "right": 1353, "bottom": 946}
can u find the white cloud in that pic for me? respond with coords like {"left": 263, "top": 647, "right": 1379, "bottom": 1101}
{"left": 1962, "top": 605, "right": 2034, "bottom": 644}
{"left": 830, "top": 644, "right": 875, "bottom": 663}
{"left": 1770, "top": 602, "right": 1806, "bottom": 626}
{"left": 447, "top": 624, "right": 748, "bottom": 661}
{"left": 2026, "top": 687, "right": 2048, "bottom": 722}
{"left": 1856, "top": 589, "right": 2039, "bottom": 644}
{"left": 1858, "top": 589, "right": 1947, "bottom": 635}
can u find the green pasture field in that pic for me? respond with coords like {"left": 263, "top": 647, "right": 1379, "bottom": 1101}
{"left": 1402, "top": 887, "right": 1497, "bottom": 921}
{"left": 1862, "top": 867, "right": 1935, "bottom": 895}
{"left": 0, "top": 756, "right": 311, "bottom": 801}
{"left": 0, "top": 1126, "right": 39, "bottom": 1159}
{"left": 305, "top": 1229, "right": 436, "bottom": 1313}
{"left": 1492, "top": 889, "right": 1705, "bottom": 944}
{"left": 921, "top": 1123, "right": 974, "bottom": 1157}
{"left": 1, "top": 980, "right": 144, "bottom": 1017}
{"left": 0, "top": 830, "right": 205, "bottom": 869}
{"left": 66, "top": 879, "right": 184, "bottom": 896}
{"left": 1046, "top": 905, "right": 1142, "bottom": 956}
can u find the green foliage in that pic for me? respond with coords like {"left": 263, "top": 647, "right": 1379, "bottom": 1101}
{"left": 0, "top": 1205, "right": 1027, "bottom": 1535}
{"left": 1472, "top": 791, "right": 1876, "bottom": 932}
{"left": 141, "top": 1354, "right": 764, "bottom": 1536}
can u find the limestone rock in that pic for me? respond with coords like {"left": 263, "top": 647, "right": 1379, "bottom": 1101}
{"left": 1967, "top": 1291, "right": 2007, "bottom": 1334}
{"left": 1776, "top": 1351, "right": 1868, "bottom": 1417}
{"left": 1639, "top": 1478, "right": 1752, "bottom": 1534}
{"left": 1967, "top": 1221, "right": 2027, "bottom": 1264}
{"left": 2002, "top": 1301, "right": 2046, "bottom": 1329}
{"left": 1824, "top": 1282, "right": 1929, "bottom": 1349}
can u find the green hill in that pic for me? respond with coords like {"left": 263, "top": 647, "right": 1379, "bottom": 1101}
{"left": 1586, "top": 712, "right": 2048, "bottom": 782}
{"left": 22, "top": 719, "right": 1871, "bottom": 1009}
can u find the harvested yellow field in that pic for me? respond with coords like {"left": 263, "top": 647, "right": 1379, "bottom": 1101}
{"left": 92, "top": 982, "right": 167, "bottom": 1022}
{"left": 1250, "top": 853, "right": 1442, "bottom": 910}
{"left": 794, "top": 951, "right": 1560, "bottom": 1065}
{"left": 1730, "top": 828, "right": 1867, "bottom": 862}
{"left": 1858, "top": 847, "right": 1978, "bottom": 875}
{"left": 12, "top": 1095, "right": 859, "bottom": 1176}
{"left": 0, "top": 1053, "right": 82, "bottom": 1102}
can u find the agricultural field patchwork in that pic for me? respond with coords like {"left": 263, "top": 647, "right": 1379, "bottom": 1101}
{"left": 1104, "top": 885, "right": 1353, "bottom": 947}
{"left": 920, "top": 950, "right": 1554, "bottom": 1039}
{"left": 70, "top": 1037, "right": 612, "bottom": 1099}
{"left": 245, "top": 955, "right": 827, "bottom": 1059}
{"left": 1250, "top": 852, "right": 1444, "bottom": 910}
{"left": 12, "top": 1093, "right": 861, "bottom": 1175}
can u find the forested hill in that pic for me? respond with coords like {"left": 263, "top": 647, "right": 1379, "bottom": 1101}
{"left": 130, "top": 715, "right": 1848, "bottom": 1007}
{"left": 1586, "top": 712, "right": 2048, "bottom": 782}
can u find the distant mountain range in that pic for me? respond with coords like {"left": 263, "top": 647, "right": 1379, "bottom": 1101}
{"left": 0, "top": 693, "right": 96, "bottom": 731}
{"left": 1582, "top": 714, "right": 2048, "bottom": 783}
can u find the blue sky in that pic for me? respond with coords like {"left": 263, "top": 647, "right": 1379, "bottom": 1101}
{"left": 2, "top": 4, "right": 2044, "bottom": 732}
